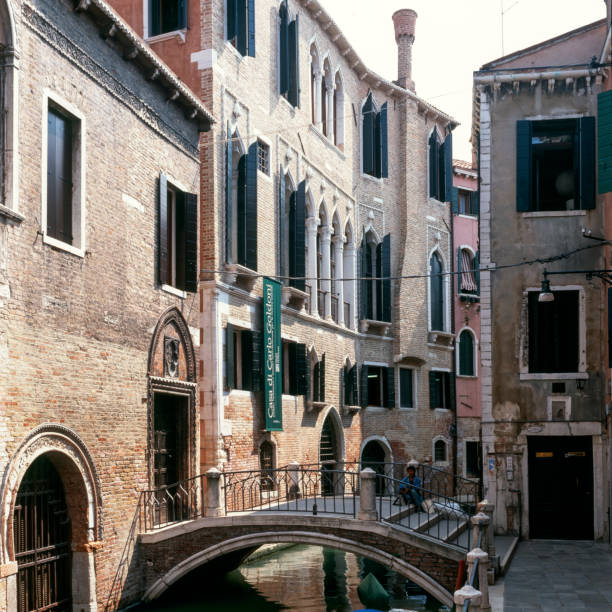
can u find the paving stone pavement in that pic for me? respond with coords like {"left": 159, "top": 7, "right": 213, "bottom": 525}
{"left": 503, "top": 540, "right": 612, "bottom": 611}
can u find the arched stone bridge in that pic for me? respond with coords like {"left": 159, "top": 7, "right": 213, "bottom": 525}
{"left": 138, "top": 513, "right": 464, "bottom": 608}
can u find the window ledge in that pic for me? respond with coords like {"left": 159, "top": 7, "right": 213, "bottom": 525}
{"left": 146, "top": 29, "right": 186, "bottom": 45}
{"left": 360, "top": 171, "right": 383, "bottom": 184}
{"left": 457, "top": 374, "right": 478, "bottom": 379}
{"left": 279, "top": 95, "right": 298, "bottom": 113}
{"left": 223, "top": 263, "right": 257, "bottom": 291}
{"left": 42, "top": 234, "right": 85, "bottom": 258}
{"left": 223, "top": 40, "right": 247, "bottom": 61}
{"left": 161, "top": 284, "right": 187, "bottom": 299}
{"left": 365, "top": 406, "right": 387, "bottom": 412}
{"left": 308, "top": 124, "right": 346, "bottom": 159}
{"left": 433, "top": 408, "right": 452, "bottom": 413}
{"left": 428, "top": 197, "right": 448, "bottom": 207}
{"left": 307, "top": 400, "right": 327, "bottom": 412}
{"left": 520, "top": 210, "right": 587, "bottom": 218}
{"left": 344, "top": 404, "right": 360, "bottom": 413}
{"left": 360, "top": 319, "right": 391, "bottom": 336}
{"left": 228, "top": 389, "right": 254, "bottom": 398}
{"left": 459, "top": 294, "right": 480, "bottom": 303}
{"left": 281, "top": 285, "right": 309, "bottom": 311}
{"left": 399, "top": 406, "right": 416, "bottom": 411}
{"left": 457, "top": 214, "right": 478, "bottom": 220}
{"left": 0, "top": 204, "right": 24, "bottom": 224}
{"left": 520, "top": 372, "right": 588, "bottom": 381}
{"left": 428, "top": 330, "right": 454, "bottom": 347}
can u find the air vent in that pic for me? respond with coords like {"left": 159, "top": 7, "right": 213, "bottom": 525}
{"left": 552, "top": 382, "right": 566, "bottom": 394}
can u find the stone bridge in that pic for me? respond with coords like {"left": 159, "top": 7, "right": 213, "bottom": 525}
{"left": 135, "top": 469, "right": 472, "bottom": 608}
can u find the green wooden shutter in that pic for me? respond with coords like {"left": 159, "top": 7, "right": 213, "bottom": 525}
{"left": 608, "top": 288, "right": 612, "bottom": 367}
{"left": 158, "top": 173, "right": 169, "bottom": 285}
{"left": 241, "top": 330, "right": 253, "bottom": 390}
{"left": 475, "top": 251, "right": 480, "bottom": 295}
{"left": 359, "top": 232, "right": 367, "bottom": 320}
{"left": 444, "top": 132, "right": 453, "bottom": 203}
{"left": 247, "top": 0, "right": 256, "bottom": 57}
{"left": 429, "top": 131, "right": 438, "bottom": 199}
{"left": 150, "top": 0, "right": 160, "bottom": 35}
{"left": 448, "top": 372, "right": 456, "bottom": 411}
{"left": 451, "top": 186, "right": 459, "bottom": 214}
{"left": 312, "top": 359, "right": 320, "bottom": 402}
{"left": 251, "top": 330, "right": 263, "bottom": 392}
{"left": 227, "top": 0, "right": 237, "bottom": 42}
{"left": 183, "top": 192, "right": 198, "bottom": 292}
{"left": 279, "top": 172, "right": 286, "bottom": 278}
{"left": 363, "top": 95, "right": 375, "bottom": 176}
{"left": 225, "top": 123, "right": 233, "bottom": 263}
{"left": 343, "top": 365, "right": 349, "bottom": 406}
{"left": 246, "top": 141, "right": 258, "bottom": 270}
{"left": 226, "top": 324, "right": 235, "bottom": 390}
{"left": 296, "top": 343, "right": 308, "bottom": 396}
{"left": 291, "top": 182, "right": 306, "bottom": 291}
{"left": 177, "top": 0, "right": 187, "bottom": 29}
{"left": 384, "top": 367, "right": 395, "bottom": 408}
{"left": 578, "top": 116, "right": 595, "bottom": 209}
{"left": 237, "top": 155, "right": 247, "bottom": 265}
{"left": 375, "top": 242, "right": 383, "bottom": 321}
{"left": 456, "top": 248, "right": 462, "bottom": 294}
{"left": 236, "top": 0, "right": 247, "bottom": 55}
{"left": 516, "top": 120, "right": 532, "bottom": 212}
{"left": 288, "top": 16, "right": 300, "bottom": 107}
{"left": 429, "top": 370, "right": 440, "bottom": 409}
{"left": 279, "top": 1, "right": 289, "bottom": 96}
{"left": 350, "top": 364, "right": 358, "bottom": 406}
{"left": 360, "top": 365, "right": 369, "bottom": 409}
{"left": 319, "top": 353, "right": 326, "bottom": 402}
{"left": 380, "top": 103, "right": 388, "bottom": 178}
{"left": 459, "top": 330, "right": 474, "bottom": 376}
{"left": 598, "top": 91, "right": 612, "bottom": 194}
{"left": 375, "top": 108, "right": 382, "bottom": 178}
{"left": 473, "top": 190, "right": 480, "bottom": 216}
{"left": 381, "top": 234, "right": 391, "bottom": 323}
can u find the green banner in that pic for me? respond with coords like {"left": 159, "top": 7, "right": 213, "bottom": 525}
{"left": 263, "top": 278, "right": 283, "bottom": 431}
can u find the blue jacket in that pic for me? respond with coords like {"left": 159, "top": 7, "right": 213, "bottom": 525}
{"left": 398, "top": 474, "right": 421, "bottom": 494}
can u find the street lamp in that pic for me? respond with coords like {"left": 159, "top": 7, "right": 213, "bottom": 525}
{"left": 538, "top": 268, "right": 612, "bottom": 303}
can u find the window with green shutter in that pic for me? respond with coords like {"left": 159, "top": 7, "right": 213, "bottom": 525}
{"left": 225, "top": 326, "right": 263, "bottom": 391}
{"left": 279, "top": 1, "right": 299, "bottom": 107}
{"left": 458, "top": 329, "right": 475, "bottom": 376}
{"left": 429, "top": 371, "right": 453, "bottom": 409}
{"left": 429, "top": 130, "right": 452, "bottom": 201}
{"left": 149, "top": 0, "right": 186, "bottom": 36}
{"left": 399, "top": 368, "right": 414, "bottom": 409}
{"left": 516, "top": 117, "right": 595, "bottom": 211}
{"left": 362, "top": 94, "right": 388, "bottom": 179}
{"left": 598, "top": 90, "right": 612, "bottom": 194}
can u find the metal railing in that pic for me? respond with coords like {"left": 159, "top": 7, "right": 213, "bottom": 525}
{"left": 223, "top": 466, "right": 358, "bottom": 517}
{"left": 463, "top": 522, "right": 484, "bottom": 611}
{"left": 375, "top": 473, "right": 473, "bottom": 551}
{"left": 139, "top": 474, "right": 205, "bottom": 532}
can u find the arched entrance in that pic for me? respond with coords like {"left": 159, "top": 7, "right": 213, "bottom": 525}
{"left": 14, "top": 455, "right": 72, "bottom": 612}
{"left": 320, "top": 412, "right": 342, "bottom": 496}
{"left": 360, "top": 437, "right": 393, "bottom": 496}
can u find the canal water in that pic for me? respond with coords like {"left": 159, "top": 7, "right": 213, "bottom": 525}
{"left": 138, "top": 544, "right": 448, "bottom": 611}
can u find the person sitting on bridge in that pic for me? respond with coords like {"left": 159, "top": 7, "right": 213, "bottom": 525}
{"left": 398, "top": 465, "right": 423, "bottom": 508}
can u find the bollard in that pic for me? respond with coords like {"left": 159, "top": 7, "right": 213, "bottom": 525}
{"left": 454, "top": 584, "right": 482, "bottom": 611}
{"left": 478, "top": 499, "right": 496, "bottom": 582}
{"left": 467, "top": 547, "right": 490, "bottom": 612}
{"left": 288, "top": 461, "right": 300, "bottom": 500}
{"left": 358, "top": 468, "right": 378, "bottom": 521}
{"left": 205, "top": 468, "right": 224, "bottom": 517}
{"left": 471, "top": 512, "right": 490, "bottom": 551}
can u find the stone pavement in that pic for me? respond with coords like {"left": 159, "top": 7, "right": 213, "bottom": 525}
{"left": 501, "top": 540, "right": 612, "bottom": 611}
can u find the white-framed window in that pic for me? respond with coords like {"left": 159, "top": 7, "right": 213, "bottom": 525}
{"left": 428, "top": 248, "right": 450, "bottom": 332}
{"left": 457, "top": 247, "right": 479, "bottom": 297}
{"left": 457, "top": 327, "right": 478, "bottom": 377}
{"left": 41, "top": 90, "right": 86, "bottom": 258}
{"left": 333, "top": 71, "right": 344, "bottom": 150}
{"left": 433, "top": 436, "right": 449, "bottom": 464}
{"left": 145, "top": 0, "right": 187, "bottom": 38}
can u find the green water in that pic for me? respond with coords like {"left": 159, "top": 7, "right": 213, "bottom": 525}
{"left": 137, "top": 544, "right": 448, "bottom": 611}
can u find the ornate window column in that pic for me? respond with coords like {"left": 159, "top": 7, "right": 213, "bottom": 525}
{"left": 306, "top": 216, "right": 319, "bottom": 315}
{"left": 343, "top": 241, "right": 356, "bottom": 329}
{"left": 320, "top": 225, "right": 332, "bottom": 319}
{"left": 326, "top": 79, "right": 335, "bottom": 142}
{"left": 313, "top": 69, "right": 323, "bottom": 130}
{"left": 332, "top": 233, "right": 344, "bottom": 325}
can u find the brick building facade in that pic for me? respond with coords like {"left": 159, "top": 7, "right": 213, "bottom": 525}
{"left": 0, "top": 0, "right": 212, "bottom": 609}
{"left": 474, "top": 17, "right": 610, "bottom": 540}
{"left": 108, "top": 0, "right": 461, "bottom": 484}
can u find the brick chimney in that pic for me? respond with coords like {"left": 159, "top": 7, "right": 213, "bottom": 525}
{"left": 392, "top": 9, "right": 417, "bottom": 92}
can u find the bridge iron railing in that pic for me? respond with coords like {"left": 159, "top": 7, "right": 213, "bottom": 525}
{"left": 222, "top": 466, "right": 358, "bottom": 516}
{"left": 374, "top": 472, "right": 475, "bottom": 552}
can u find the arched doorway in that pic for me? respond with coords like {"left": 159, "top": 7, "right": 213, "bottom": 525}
{"left": 13, "top": 455, "right": 71, "bottom": 612}
{"left": 361, "top": 440, "right": 387, "bottom": 495}
{"left": 320, "top": 413, "right": 341, "bottom": 496}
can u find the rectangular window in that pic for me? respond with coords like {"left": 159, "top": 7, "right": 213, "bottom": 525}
{"left": 225, "top": 325, "right": 261, "bottom": 391}
{"left": 458, "top": 190, "right": 475, "bottom": 215}
{"left": 149, "top": 0, "right": 186, "bottom": 36}
{"left": 528, "top": 290, "right": 579, "bottom": 373}
{"left": 429, "top": 131, "right": 452, "bottom": 202}
{"left": 344, "top": 364, "right": 358, "bottom": 407}
{"left": 517, "top": 118, "right": 595, "bottom": 212}
{"left": 257, "top": 140, "right": 270, "bottom": 175}
{"left": 399, "top": 368, "right": 414, "bottom": 409}
{"left": 158, "top": 174, "right": 198, "bottom": 292}
{"left": 361, "top": 365, "right": 395, "bottom": 408}
{"left": 465, "top": 441, "right": 481, "bottom": 479}
{"left": 282, "top": 341, "right": 308, "bottom": 396}
{"left": 226, "top": 0, "right": 255, "bottom": 56}
{"left": 46, "top": 108, "right": 74, "bottom": 245}
{"left": 429, "top": 371, "right": 454, "bottom": 410}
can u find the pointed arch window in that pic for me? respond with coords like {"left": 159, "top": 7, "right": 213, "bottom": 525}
{"left": 429, "top": 251, "right": 445, "bottom": 331}
{"left": 226, "top": 0, "right": 255, "bottom": 56}
{"left": 279, "top": 0, "right": 300, "bottom": 107}
{"left": 429, "top": 129, "right": 453, "bottom": 201}
{"left": 359, "top": 230, "right": 391, "bottom": 323}
{"left": 334, "top": 72, "right": 344, "bottom": 149}
{"left": 458, "top": 329, "right": 475, "bottom": 376}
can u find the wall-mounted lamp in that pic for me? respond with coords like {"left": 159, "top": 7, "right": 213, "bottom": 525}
{"left": 576, "top": 379, "right": 586, "bottom": 391}
{"left": 539, "top": 268, "right": 612, "bottom": 303}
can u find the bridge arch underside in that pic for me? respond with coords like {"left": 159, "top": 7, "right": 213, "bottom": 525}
{"left": 141, "top": 525, "right": 459, "bottom": 608}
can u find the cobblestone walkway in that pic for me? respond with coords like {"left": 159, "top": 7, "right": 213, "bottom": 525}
{"left": 504, "top": 540, "right": 612, "bottom": 611}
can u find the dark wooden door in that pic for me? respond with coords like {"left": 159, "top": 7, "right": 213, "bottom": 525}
{"left": 13, "top": 456, "right": 71, "bottom": 612}
{"left": 361, "top": 441, "right": 386, "bottom": 496}
{"left": 528, "top": 436, "right": 593, "bottom": 539}
{"left": 320, "top": 416, "right": 338, "bottom": 496}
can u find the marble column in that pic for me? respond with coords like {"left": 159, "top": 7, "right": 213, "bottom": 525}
{"left": 306, "top": 216, "right": 319, "bottom": 315}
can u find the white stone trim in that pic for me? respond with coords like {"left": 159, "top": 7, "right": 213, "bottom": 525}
{"left": 456, "top": 326, "right": 479, "bottom": 378}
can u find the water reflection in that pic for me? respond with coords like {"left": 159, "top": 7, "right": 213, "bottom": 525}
{"left": 138, "top": 544, "right": 447, "bottom": 611}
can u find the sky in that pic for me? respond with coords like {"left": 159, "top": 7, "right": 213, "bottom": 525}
{"left": 319, "top": 0, "right": 607, "bottom": 160}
